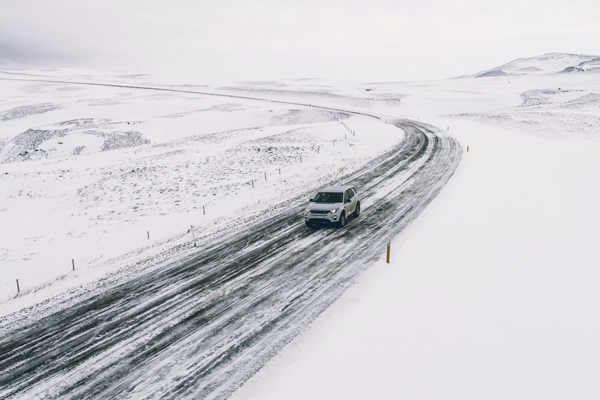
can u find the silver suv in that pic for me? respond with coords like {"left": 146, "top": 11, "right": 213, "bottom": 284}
{"left": 304, "top": 185, "right": 361, "bottom": 228}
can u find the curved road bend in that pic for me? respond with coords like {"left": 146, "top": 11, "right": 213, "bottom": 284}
{"left": 0, "top": 78, "right": 462, "bottom": 400}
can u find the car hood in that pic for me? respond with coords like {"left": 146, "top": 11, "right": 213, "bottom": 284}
{"left": 307, "top": 202, "right": 343, "bottom": 211}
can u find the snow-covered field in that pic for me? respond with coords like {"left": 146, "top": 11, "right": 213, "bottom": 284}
{"left": 1, "top": 52, "right": 600, "bottom": 398}
{"left": 0, "top": 73, "right": 401, "bottom": 313}
{"left": 234, "top": 120, "right": 600, "bottom": 399}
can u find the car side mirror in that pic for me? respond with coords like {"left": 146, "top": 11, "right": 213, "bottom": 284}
{"left": 345, "top": 199, "right": 351, "bottom": 203}
{"left": 309, "top": 198, "right": 314, "bottom": 202}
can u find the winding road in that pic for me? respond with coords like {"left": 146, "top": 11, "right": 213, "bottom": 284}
{"left": 0, "top": 78, "right": 462, "bottom": 399}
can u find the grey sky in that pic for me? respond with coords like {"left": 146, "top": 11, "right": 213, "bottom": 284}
{"left": 1, "top": 0, "right": 599, "bottom": 81}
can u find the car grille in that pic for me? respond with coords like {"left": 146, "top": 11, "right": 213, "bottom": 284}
{"left": 310, "top": 210, "right": 329, "bottom": 214}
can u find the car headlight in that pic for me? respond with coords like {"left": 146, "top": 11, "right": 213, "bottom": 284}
{"left": 305, "top": 208, "right": 311, "bottom": 213}
{"left": 329, "top": 208, "right": 338, "bottom": 213}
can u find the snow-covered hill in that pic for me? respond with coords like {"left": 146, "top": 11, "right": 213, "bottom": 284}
{"left": 467, "top": 52, "right": 600, "bottom": 78}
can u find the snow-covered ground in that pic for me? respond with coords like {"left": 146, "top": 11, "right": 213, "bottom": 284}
{"left": 1, "top": 52, "right": 600, "bottom": 398}
{"left": 234, "top": 120, "right": 600, "bottom": 399}
{"left": 0, "top": 74, "right": 401, "bottom": 313}
{"left": 230, "top": 53, "right": 600, "bottom": 398}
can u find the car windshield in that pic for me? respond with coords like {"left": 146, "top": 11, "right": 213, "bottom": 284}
{"left": 313, "top": 192, "right": 343, "bottom": 203}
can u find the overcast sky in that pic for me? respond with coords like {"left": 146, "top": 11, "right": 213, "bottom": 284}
{"left": 1, "top": 0, "right": 599, "bottom": 82}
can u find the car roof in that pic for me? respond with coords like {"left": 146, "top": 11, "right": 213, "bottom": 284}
{"left": 319, "top": 185, "right": 354, "bottom": 192}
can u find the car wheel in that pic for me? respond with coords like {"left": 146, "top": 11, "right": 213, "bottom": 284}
{"left": 353, "top": 202, "right": 361, "bottom": 218}
{"left": 338, "top": 212, "right": 346, "bottom": 228}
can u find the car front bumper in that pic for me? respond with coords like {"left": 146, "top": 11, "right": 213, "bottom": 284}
{"left": 304, "top": 211, "right": 341, "bottom": 224}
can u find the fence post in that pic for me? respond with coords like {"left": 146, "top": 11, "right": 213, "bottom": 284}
{"left": 264, "top": 171, "right": 267, "bottom": 181}
{"left": 252, "top": 179, "right": 254, "bottom": 188}
{"left": 386, "top": 242, "right": 391, "bottom": 264}
{"left": 203, "top": 205, "right": 206, "bottom": 215}
{"left": 72, "top": 259, "right": 75, "bottom": 271}
{"left": 190, "top": 225, "right": 197, "bottom": 247}
{"left": 147, "top": 231, "right": 150, "bottom": 239}
{"left": 467, "top": 145, "right": 469, "bottom": 152}
{"left": 16, "top": 279, "right": 20, "bottom": 294}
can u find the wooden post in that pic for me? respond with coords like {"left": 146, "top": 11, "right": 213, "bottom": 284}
{"left": 16, "top": 279, "right": 20, "bottom": 294}
{"left": 300, "top": 155, "right": 302, "bottom": 162}
{"left": 203, "top": 205, "right": 206, "bottom": 215}
{"left": 386, "top": 242, "right": 391, "bottom": 264}
{"left": 251, "top": 180, "right": 254, "bottom": 188}
{"left": 147, "top": 231, "right": 150, "bottom": 239}
{"left": 190, "top": 225, "right": 197, "bottom": 247}
{"left": 278, "top": 168, "right": 281, "bottom": 174}
{"left": 467, "top": 145, "right": 469, "bottom": 152}
{"left": 264, "top": 171, "right": 267, "bottom": 181}
{"left": 72, "top": 259, "right": 75, "bottom": 271}
{"left": 317, "top": 146, "right": 320, "bottom": 154}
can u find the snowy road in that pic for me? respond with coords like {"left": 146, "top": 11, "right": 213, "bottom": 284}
{"left": 0, "top": 76, "right": 379, "bottom": 119}
{"left": 0, "top": 81, "right": 461, "bottom": 399}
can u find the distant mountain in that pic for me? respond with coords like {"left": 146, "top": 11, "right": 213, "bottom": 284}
{"left": 465, "top": 53, "right": 600, "bottom": 78}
